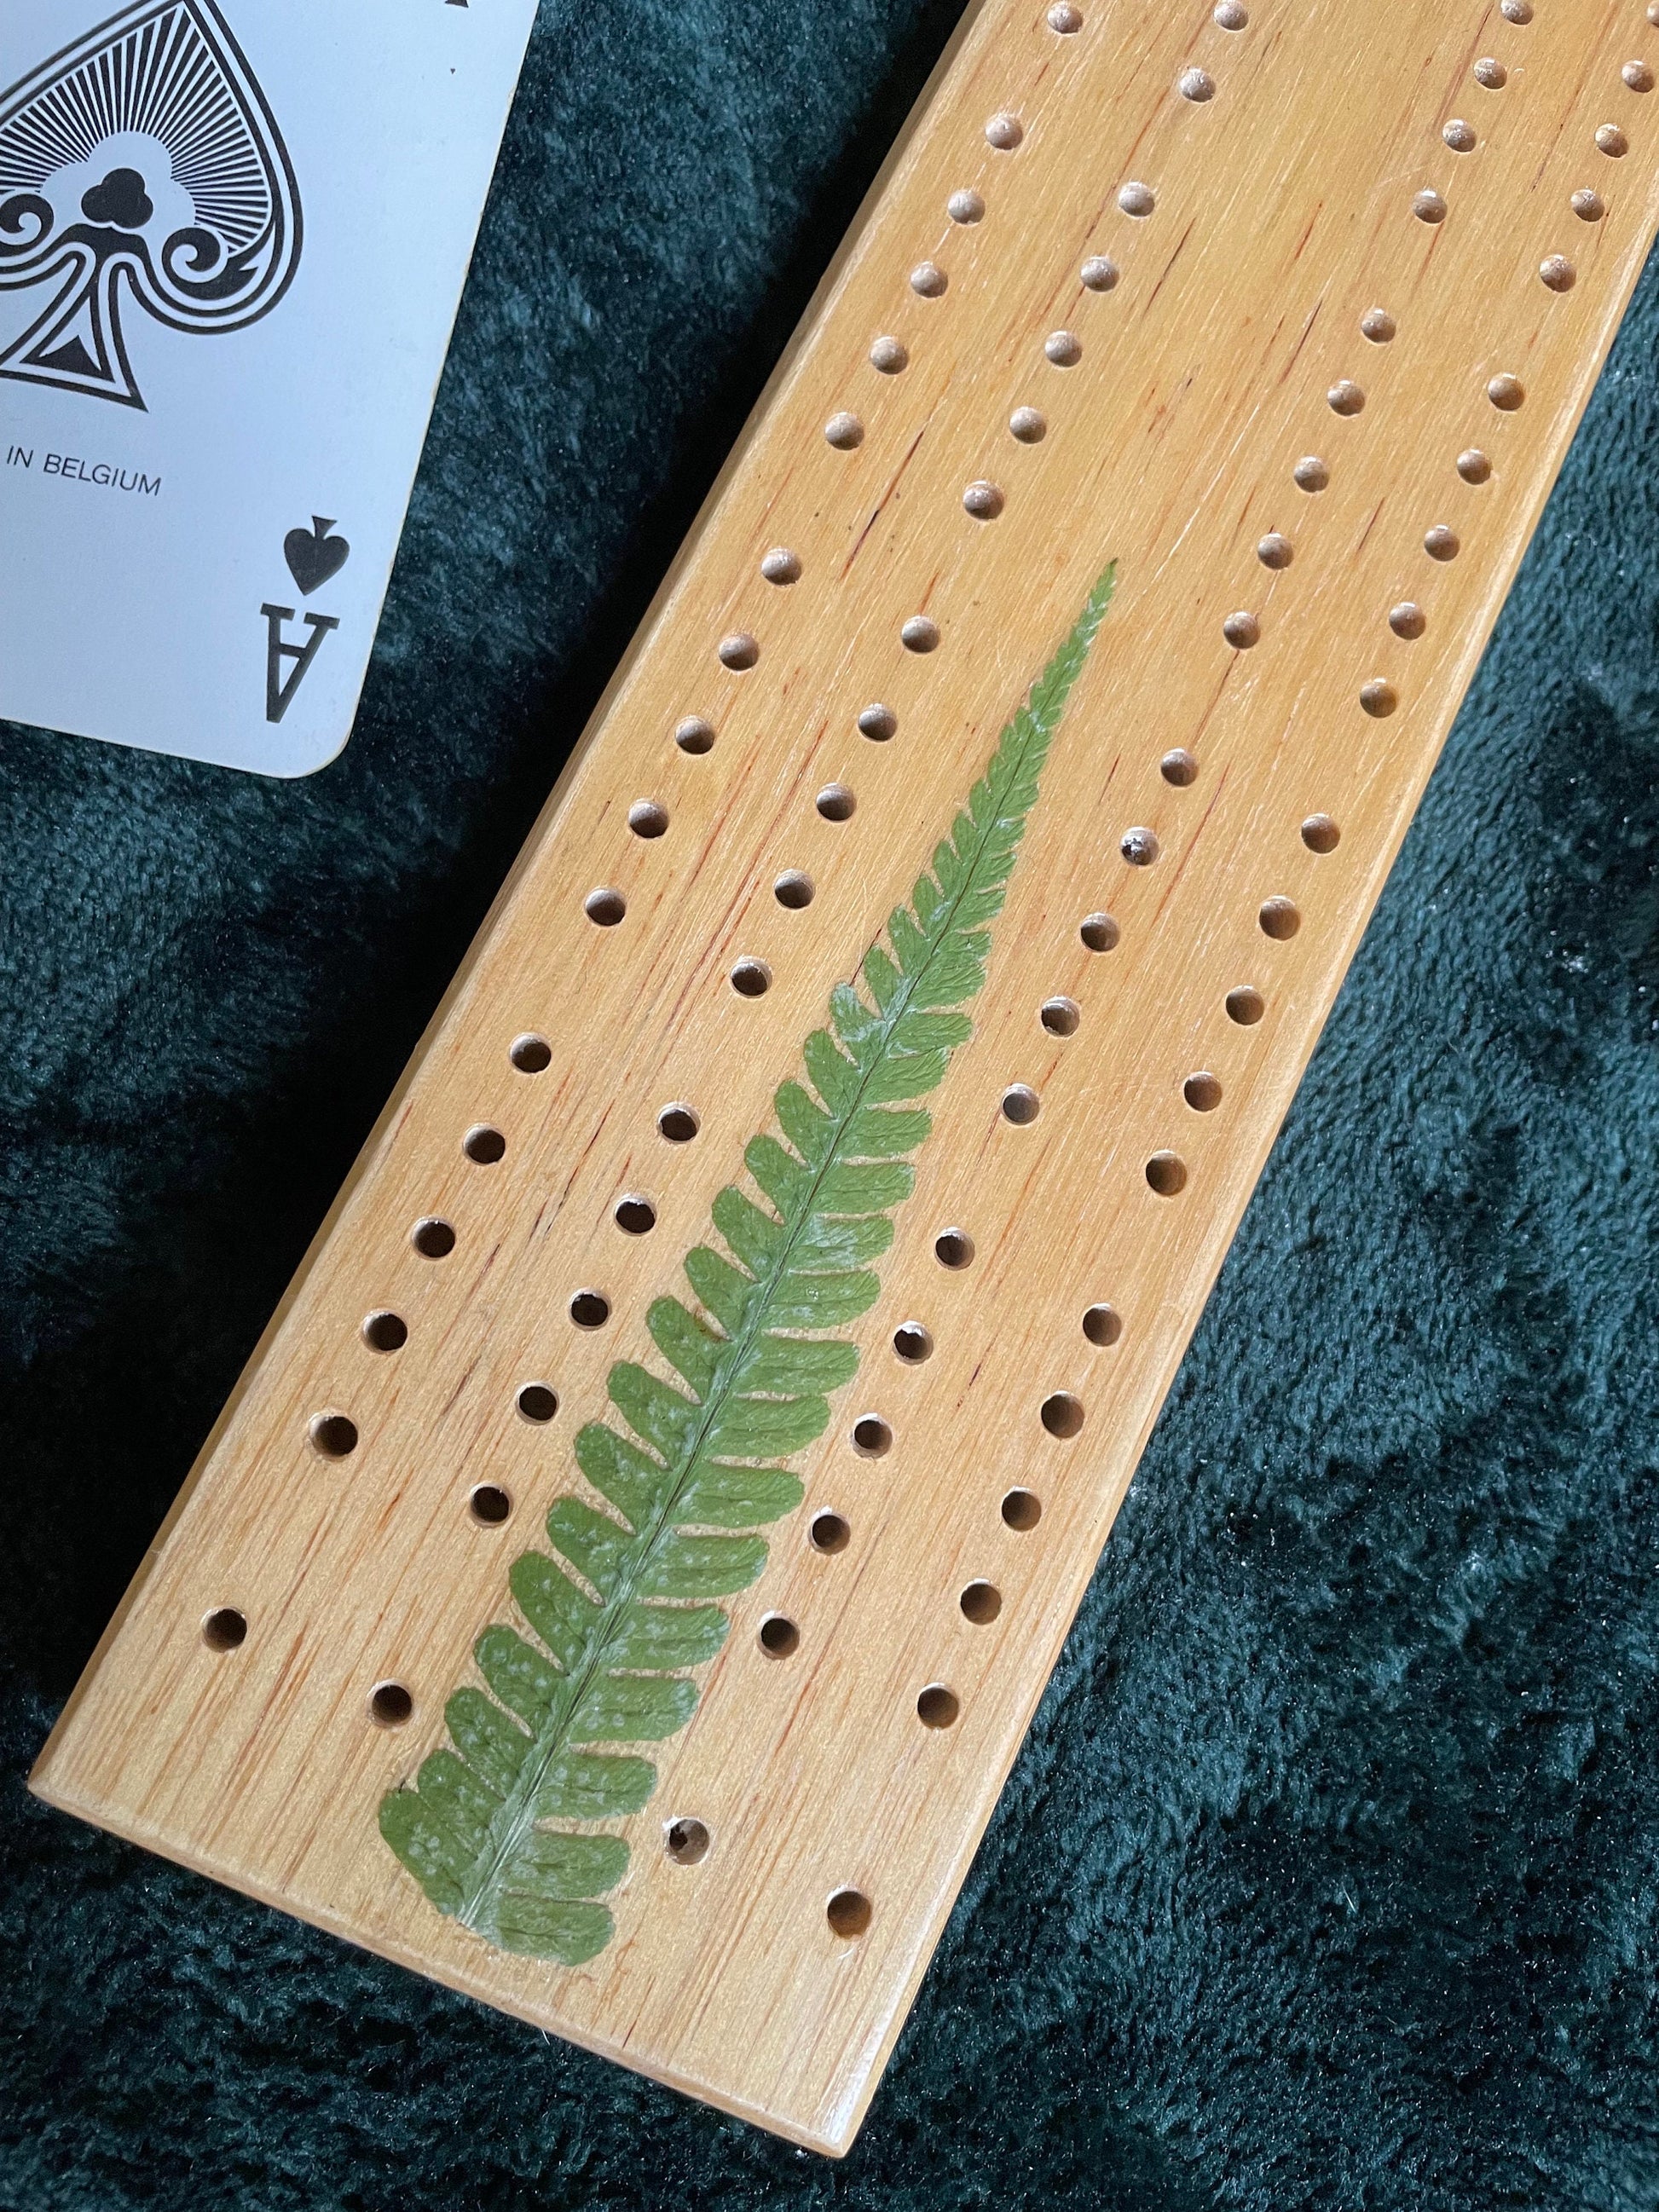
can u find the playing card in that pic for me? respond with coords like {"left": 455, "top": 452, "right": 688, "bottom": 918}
{"left": 0, "top": 0, "right": 539, "bottom": 776}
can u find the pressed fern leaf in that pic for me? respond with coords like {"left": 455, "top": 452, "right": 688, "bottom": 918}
{"left": 379, "top": 564, "right": 1116, "bottom": 1963}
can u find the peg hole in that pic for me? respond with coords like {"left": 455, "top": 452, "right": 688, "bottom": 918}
{"left": 870, "top": 334, "right": 909, "bottom": 373}
{"left": 774, "top": 870, "right": 815, "bottom": 910}
{"left": 1179, "top": 66, "right": 1215, "bottom": 101}
{"left": 1623, "top": 59, "right": 1654, "bottom": 92}
{"left": 510, "top": 1034, "right": 551, "bottom": 1073}
{"left": 1083, "top": 1303, "right": 1122, "bottom": 1346}
{"left": 1183, "top": 1071, "right": 1223, "bottom": 1112}
{"left": 1473, "top": 55, "right": 1506, "bottom": 88}
{"left": 1361, "top": 308, "right": 1396, "bottom": 344}
{"left": 824, "top": 412, "right": 864, "bottom": 449}
{"left": 1301, "top": 814, "right": 1341, "bottom": 853}
{"left": 570, "top": 1291, "right": 610, "bottom": 1329}
{"left": 816, "top": 784, "right": 856, "bottom": 822}
{"left": 1389, "top": 602, "right": 1426, "bottom": 640}
{"left": 1444, "top": 119, "right": 1477, "bottom": 152}
{"left": 947, "top": 188, "right": 985, "bottom": 223}
{"left": 1080, "top": 912, "right": 1119, "bottom": 951}
{"left": 201, "top": 1608, "right": 246, "bottom": 1652}
{"left": 666, "top": 1818, "right": 710, "bottom": 1866}
{"left": 1121, "top": 826, "right": 1159, "bottom": 865}
{"left": 1257, "top": 533, "right": 1292, "bottom": 569}
{"left": 627, "top": 800, "right": 668, "bottom": 841}
{"left": 369, "top": 1683, "right": 413, "bottom": 1729}
{"left": 1501, "top": 0, "right": 1532, "bottom": 19}
{"left": 731, "top": 958, "right": 772, "bottom": 996}
{"left": 935, "top": 1227, "right": 975, "bottom": 1268}
{"left": 1413, "top": 189, "right": 1448, "bottom": 224}
{"left": 893, "top": 1322, "right": 934, "bottom": 1363}
{"left": 362, "top": 1310, "right": 408, "bottom": 1354}
{"left": 1002, "top": 1084, "right": 1041, "bottom": 1125}
{"left": 811, "top": 1511, "right": 851, "bottom": 1554}
{"left": 1293, "top": 456, "right": 1330, "bottom": 493}
{"left": 1488, "top": 373, "right": 1525, "bottom": 410}
{"left": 1573, "top": 188, "right": 1605, "bottom": 222}
{"left": 1327, "top": 380, "right": 1365, "bottom": 417}
{"left": 827, "top": 1889, "right": 871, "bottom": 1938}
{"left": 1161, "top": 748, "right": 1199, "bottom": 786}
{"left": 1002, "top": 1488, "right": 1042, "bottom": 1531}
{"left": 658, "top": 1103, "right": 700, "bottom": 1142}
{"left": 1226, "top": 985, "right": 1265, "bottom": 1025}
{"left": 1045, "top": 329, "right": 1082, "bottom": 366}
{"left": 1596, "top": 124, "right": 1628, "bottom": 156}
{"left": 1458, "top": 448, "right": 1492, "bottom": 483}
{"left": 760, "top": 1614, "right": 800, "bottom": 1658}
{"left": 1119, "top": 181, "right": 1156, "bottom": 217}
{"left": 986, "top": 113, "right": 1024, "bottom": 149}
{"left": 1146, "top": 1151, "right": 1188, "bottom": 1197}
{"left": 1425, "top": 524, "right": 1460, "bottom": 561}
{"left": 901, "top": 616, "right": 940, "bottom": 654}
{"left": 1215, "top": 1, "right": 1247, "bottom": 23}
{"left": 719, "top": 632, "right": 758, "bottom": 672}
{"left": 1259, "top": 896, "right": 1301, "bottom": 939}
{"left": 1081, "top": 255, "right": 1119, "bottom": 291}
{"left": 1540, "top": 255, "right": 1576, "bottom": 292}
{"left": 917, "top": 1685, "right": 960, "bottom": 1728}
{"left": 960, "top": 1581, "right": 1003, "bottom": 1625}
{"left": 615, "top": 1196, "right": 656, "bottom": 1235}
{"left": 858, "top": 702, "right": 898, "bottom": 741}
{"left": 585, "top": 887, "right": 626, "bottom": 927}
{"left": 675, "top": 716, "right": 715, "bottom": 754}
{"left": 1360, "top": 680, "right": 1398, "bottom": 719}
{"left": 852, "top": 1414, "right": 893, "bottom": 1458}
{"left": 464, "top": 1125, "right": 506, "bottom": 1164}
{"left": 910, "top": 261, "right": 947, "bottom": 297}
{"left": 517, "top": 1383, "right": 558, "bottom": 1424}
{"left": 1048, "top": 1, "right": 1083, "bottom": 27}
{"left": 1041, "top": 1392, "right": 1084, "bottom": 1438}
{"left": 1041, "top": 996, "right": 1080, "bottom": 1037}
{"left": 469, "top": 1484, "right": 512, "bottom": 1527}
{"left": 1009, "top": 406, "right": 1047, "bottom": 442}
{"left": 760, "top": 547, "right": 801, "bottom": 586}
{"left": 413, "top": 1218, "right": 455, "bottom": 1259}
{"left": 963, "top": 480, "right": 1005, "bottom": 520}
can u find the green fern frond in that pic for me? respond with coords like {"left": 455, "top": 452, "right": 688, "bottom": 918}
{"left": 379, "top": 564, "right": 1116, "bottom": 1962}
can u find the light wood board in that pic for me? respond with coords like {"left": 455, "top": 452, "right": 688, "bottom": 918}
{"left": 32, "top": 0, "right": 1659, "bottom": 2156}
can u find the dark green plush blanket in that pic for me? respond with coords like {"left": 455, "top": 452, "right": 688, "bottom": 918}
{"left": 5, "top": 3, "right": 1659, "bottom": 2204}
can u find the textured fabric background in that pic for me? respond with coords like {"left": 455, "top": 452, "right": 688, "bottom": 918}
{"left": 4, "top": 2, "right": 1659, "bottom": 2204}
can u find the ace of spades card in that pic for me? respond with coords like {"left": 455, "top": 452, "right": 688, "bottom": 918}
{"left": 0, "top": 0, "right": 539, "bottom": 776}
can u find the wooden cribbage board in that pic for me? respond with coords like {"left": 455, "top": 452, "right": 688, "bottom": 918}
{"left": 32, "top": 0, "right": 1659, "bottom": 2154}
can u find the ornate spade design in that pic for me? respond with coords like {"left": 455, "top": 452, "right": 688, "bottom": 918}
{"left": 0, "top": 1, "right": 301, "bottom": 409}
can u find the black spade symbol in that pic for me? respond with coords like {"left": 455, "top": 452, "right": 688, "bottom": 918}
{"left": 284, "top": 517, "right": 350, "bottom": 596}
{"left": 0, "top": 0, "right": 302, "bottom": 410}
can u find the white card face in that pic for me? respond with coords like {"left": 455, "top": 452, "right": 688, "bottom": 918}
{"left": 0, "top": 0, "right": 538, "bottom": 776}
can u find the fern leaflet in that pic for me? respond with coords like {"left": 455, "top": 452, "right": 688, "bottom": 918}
{"left": 379, "top": 564, "right": 1116, "bottom": 1961}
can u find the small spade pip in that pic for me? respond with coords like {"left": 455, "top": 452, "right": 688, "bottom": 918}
{"left": 284, "top": 517, "right": 350, "bottom": 597}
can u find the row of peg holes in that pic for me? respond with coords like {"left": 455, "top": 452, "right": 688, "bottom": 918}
{"left": 1212, "top": 11, "right": 1655, "bottom": 725}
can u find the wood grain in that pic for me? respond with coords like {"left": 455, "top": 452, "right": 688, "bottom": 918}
{"left": 32, "top": 0, "right": 1659, "bottom": 2154}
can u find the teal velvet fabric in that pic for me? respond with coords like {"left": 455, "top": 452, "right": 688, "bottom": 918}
{"left": 5, "top": 3, "right": 1659, "bottom": 2203}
